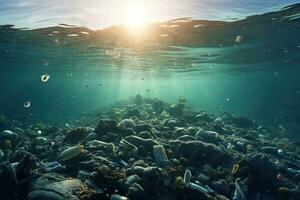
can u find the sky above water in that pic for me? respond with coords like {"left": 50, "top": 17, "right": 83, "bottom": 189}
{"left": 0, "top": 0, "right": 299, "bottom": 29}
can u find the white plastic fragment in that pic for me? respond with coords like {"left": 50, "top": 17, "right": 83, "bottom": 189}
{"left": 57, "top": 145, "right": 84, "bottom": 162}
{"left": 235, "top": 35, "right": 243, "bottom": 43}
{"left": 233, "top": 178, "right": 246, "bottom": 200}
{"left": 184, "top": 170, "right": 209, "bottom": 194}
{"left": 0, "top": 149, "right": 4, "bottom": 161}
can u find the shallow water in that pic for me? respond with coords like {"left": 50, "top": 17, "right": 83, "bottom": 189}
{"left": 1, "top": 2, "right": 300, "bottom": 200}
{"left": 1, "top": 3, "right": 300, "bottom": 138}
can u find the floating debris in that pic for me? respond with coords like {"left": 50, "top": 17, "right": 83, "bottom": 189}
{"left": 67, "top": 34, "right": 79, "bottom": 37}
{"left": 23, "top": 101, "right": 31, "bottom": 108}
{"left": 41, "top": 73, "right": 50, "bottom": 82}
{"left": 194, "top": 24, "right": 205, "bottom": 28}
{"left": 235, "top": 35, "right": 243, "bottom": 43}
{"left": 80, "top": 31, "right": 90, "bottom": 35}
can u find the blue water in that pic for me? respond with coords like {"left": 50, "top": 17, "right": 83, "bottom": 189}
{"left": 0, "top": 3, "right": 300, "bottom": 138}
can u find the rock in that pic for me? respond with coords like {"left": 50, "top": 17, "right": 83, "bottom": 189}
{"left": 28, "top": 173, "right": 85, "bottom": 200}
{"left": 261, "top": 146, "right": 278, "bottom": 155}
{"left": 41, "top": 162, "right": 66, "bottom": 173}
{"left": 127, "top": 183, "right": 145, "bottom": 199}
{"left": 94, "top": 119, "right": 118, "bottom": 136}
{"left": 153, "top": 145, "right": 169, "bottom": 166}
{"left": 231, "top": 116, "right": 257, "bottom": 128}
{"left": 202, "top": 164, "right": 214, "bottom": 176}
{"left": 119, "top": 139, "right": 138, "bottom": 158}
{"left": 0, "top": 130, "right": 18, "bottom": 148}
{"left": 211, "top": 179, "right": 231, "bottom": 196}
{"left": 177, "top": 135, "right": 195, "bottom": 141}
{"left": 33, "top": 136, "right": 48, "bottom": 144}
{"left": 134, "top": 124, "right": 152, "bottom": 133}
{"left": 91, "top": 165, "right": 125, "bottom": 192}
{"left": 125, "top": 136, "right": 158, "bottom": 152}
{"left": 15, "top": 153, "right": 36, "bottom": 182}
{"left": 246, "top": 153, "right": 279, "bottom": 192}
{"left": 197, "top": 173, "right": 210, "bottom": 184}
{"left": 125, "top": 174, "right": 141, "bottom": 187}
{"left": 177, "top": 140, "right": 230, "bottom": 167}
{"left": 194, "top": 112, "right": 213, "bottom": 122}
{"left": 0, "top": 163, "right": 17, "bottom": 200}
{"left": 118, "top": 119, "right": 136, "bottom": 130}
{"left": 167, "top": 119, "right": 178, "bottom": 128}
{"left": 168, "top": 103, "right": 185, "bottom": 117}
{"left": 134, "top": 94, "right": 143, "bottom": 105}
{"left": 77, "top": 170, "right": 91, "bottom": 181}
{"left": 243, "top": 134, "right": 258, "bottom": 142}
{"left": 151, "top": 98, "right": 165, "bottom": 114}
{"left": 63, "top": 127, "right": 88, "bottom": 144}
{"left": 85, "top": 132, "right": 97, "bottom": 141}
{"left": 126, "top": 166, "right": 146, "bottom": 176}
{"left": 125, "top": 107, "right": 141, "bottom": 118}
{"left": 195, "top": 130, "right": 220, "bottom": 144}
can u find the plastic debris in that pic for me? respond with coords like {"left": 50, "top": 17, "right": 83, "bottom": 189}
{"left": 184, "top": 169, "right": 209, "bottom": 194}
{"left": 57, "top": 144, "right": 85, "bottom": 162}
{"left": 41, "top": 74, "right": 50, "bottom": 82}
{"left": 233, "top": 178, "right": 246, "bottom": 200}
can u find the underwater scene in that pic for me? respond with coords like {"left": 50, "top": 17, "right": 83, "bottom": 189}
{"left": 0, "top": 1, "right": 300, "bottom": 200}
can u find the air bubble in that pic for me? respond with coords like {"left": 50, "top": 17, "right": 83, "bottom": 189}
{"left": 41, "top": 74, "right": 50, "bottom": 82}
{"left": 24, "top": 101, "right": 31, "bottom": 108}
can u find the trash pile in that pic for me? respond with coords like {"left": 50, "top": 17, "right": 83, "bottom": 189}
{"left": 0, "top": 95, "right": 300, "bottom": 200}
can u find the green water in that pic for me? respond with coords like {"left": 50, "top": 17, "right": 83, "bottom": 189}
{"left": 0, "top": 4, "right": 300, "bottom": 137}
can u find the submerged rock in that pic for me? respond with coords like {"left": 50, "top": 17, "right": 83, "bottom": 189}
{"left": 1, "top": 96, "right": 298, "bottom": 200}
{"left": 153, "top": 144, "right": 169, "bottom": 166}
{"left": 118, "top": 119, "right": 136, "bottom": 130}
{"left": 95, "top": 119, "right": 118, "bottom": 136}
{"left": 151, "top": 98, "right": 165, "bottom": 114}
{"left": 168, "top": 103, "right": 185, "bottom": 117}
{"left": 125, "top": 135, "right": 158, "bottom": 152}
{"left": 195, "top": 130, "right": 221, "bottom": 144}
{"left": 0, "top": 163, "right": 17, "bottom": 200}
{"left": 246, "top": 153, "right": 279, "bottom": 192}
{"left": 63, "top": 127, "right": 88, "bottom": 144}
{"left": 28, "top": 173, "right": 85, "bottom": 200}
{"left": 177, "top": 140, "right": 230, "bottom": 167}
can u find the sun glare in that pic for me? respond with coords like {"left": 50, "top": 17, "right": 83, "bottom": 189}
{"left": 125, "top": 3, "right": 148, "bottom": 32}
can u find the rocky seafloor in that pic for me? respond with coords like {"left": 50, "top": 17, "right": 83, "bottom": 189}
{"left": 0, "top": 95, "right": 300, "bottom": 200}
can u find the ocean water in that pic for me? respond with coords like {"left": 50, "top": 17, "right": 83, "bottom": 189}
{"left": 1, "top": 2, "right": 300, "bottom": 200}
{"left": 1, "top": 3, "right": 299, "bottom": 137}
